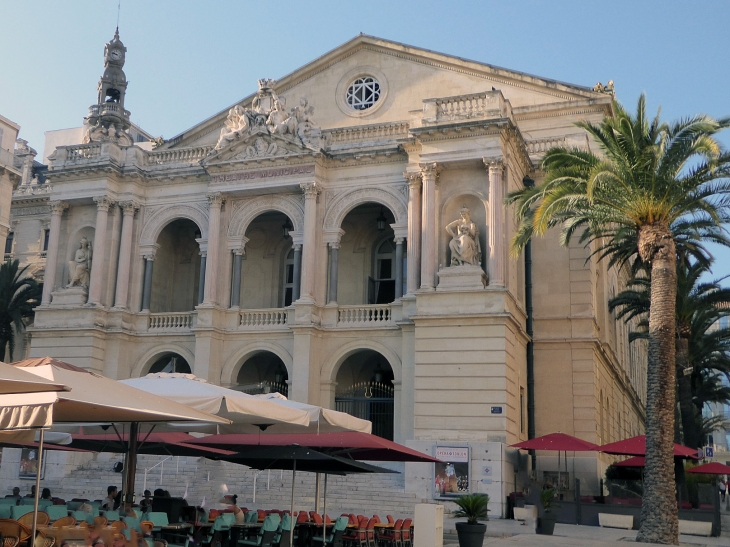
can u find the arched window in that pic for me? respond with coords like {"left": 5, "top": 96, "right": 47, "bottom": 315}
{"left": 369, "top": 238, "right": 395, "bottom": 304}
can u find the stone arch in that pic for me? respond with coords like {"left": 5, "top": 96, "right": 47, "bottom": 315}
{"left": 139, "top": 204, "right": 209, "bottom": 246}
{"left": 323, "top": 186, "right": 408, "bottom": 231}
{"left": 220, "top": 341, "right": 293, "bottom": 387}
{"left": 228, "top": 195, "right": 304, "bottom": 239}
{"left": 321, "top": 339, "right": 402, "bottom": 385}
{"left": 132, "top": 344, "right": 196, "bottom": 378}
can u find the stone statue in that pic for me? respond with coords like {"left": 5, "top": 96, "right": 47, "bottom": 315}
{"left": 215, "top": 105, "right": 249, "bottom": 150}
{"left": 446, "top": 206, "right": 482, "bottom": 267}
{"left": 67, "top": 237, "right": 92, "bottom": 288}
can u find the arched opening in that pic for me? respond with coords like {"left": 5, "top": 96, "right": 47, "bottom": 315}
{"left": 335, "top": 349, "right": 394, "bottom": 440}
{"left": 338, "top": 203, "right": 402, "bottom": 305}
{"left": 105, "top": 88, "right": 121, "bottom": 103}
{"left": 147, "top": 352, "right": 192, "bottom": 374}
{"left": 236, "top": 211, "right": 294, "bottom": 309}
{"left": 150, "top": 219, "right": 202, "bottom": 312}
{"left": 234, "top": 351, "right": 288, "bottom": 397}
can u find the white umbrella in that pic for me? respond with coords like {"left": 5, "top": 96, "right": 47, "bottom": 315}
{"left": 255, "top": 392, "right": 372, "bottom": 433}
{"left": 121, "top": 373, "right": 311, "bottom": 431}
{"left": 0, "top": 361, "right": 68, "bottom": 394}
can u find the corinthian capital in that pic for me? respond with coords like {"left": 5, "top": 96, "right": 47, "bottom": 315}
{"left": 207, "top": 192, "right": 225, "bottom": 207}
{"left": 403, "top": 171, "right": 422, "bottom": 189}
{"left": 419, "top": 162, "right": 442, "bottom": 181}
{"left": 300, "top": 182, "right": 320, "bottom": 198}
{"left": 120, "top": 200, "right": 141, "bottom": 216}
{"left": 93, "top": 195, "right": 116, "bottom": 211}
{"left": 483, "top": 157, "right": 504, "bottom": 173}
{"left": 50, "top": 201, "right": 68, "bottom": 215}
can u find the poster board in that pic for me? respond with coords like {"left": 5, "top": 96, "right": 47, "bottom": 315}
{"left": 434, "top": 446, "right": 469, "bottom": 498}
{"left": 19, "top": 447, "right": 44, "bottom": 480}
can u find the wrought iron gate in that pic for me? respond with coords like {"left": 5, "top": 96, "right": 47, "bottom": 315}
{"left": 335, "top": 381, "right": 394, "bottom": 440}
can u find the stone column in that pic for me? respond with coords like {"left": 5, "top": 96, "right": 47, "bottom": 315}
{"left": 299, "top": 182, "right": 319, "bottom": 302}
{"left": 419, "top": 163, "right": 440, "bottom": 291}
{"left": 141, "top": 251, "right": 156, "bottom": 311}
{"left": 203, "top": 192, "right": 224, "bottom": 304}
{"left": 404, "top": 172, "right": 422, "bottom": 295}
{"left": 113, "top": 201, "right": 139, "bottom": 309}
{"left": 485, "top": 158, "right": 505, "bottom": 286}
{"left": 327, "top": 242, "right": 339, "bottom": 304}
{"left": 394, "top": 237, "right": 404, "bottom": 299}
{"left": 41, "top": 201, "right": 68, "bottom": 304}
{"left": 197, "top": 250, "right": 207, "bottom": 306}
{"left": 292, "top": 244, "right": 302, "bottom": 302}
{"left": 229, "top": 246, "right": 244, "bottom": 308}
{"left": 87, "top": 196, "right": 115, "bottom": 305}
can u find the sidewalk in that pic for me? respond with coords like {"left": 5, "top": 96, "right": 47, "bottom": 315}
{"left": 442, "top": 517, "right": 728, "bottom": 546}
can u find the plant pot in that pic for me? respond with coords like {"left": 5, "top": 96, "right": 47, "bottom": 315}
{"left": 539, "top": 512, "right": 556, "bottom": 535}
{"left": 455, "top": 522, "right": 486, "bottom": 547}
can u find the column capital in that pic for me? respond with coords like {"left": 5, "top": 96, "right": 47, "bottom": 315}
{"left": 394, "top": 237, "right": 405, "bottom": 245}
{"left": 328, "top": 241, "right": 340, "bottom": 250}
{"left": 207, "top": 192, "right": 225, "bottom": 207}
{"left": 483, "top": 157, "right": 505, "bottom": 173}
{"left": 323, "top": 229, "right": 345, "bottom": 246}
{"left": 419, "top": 162, "right": 442, "bottom": 180}
{"left": 403, "top": 171, "right": 422, "bottom": 189}
{"left": 120, "top": 200, "right": 141, "bottom": 216}
{"left": 228, "top": 235, "right": 249, "bottom": 255}
{"left": 300, "top": 182, "right": 320, "bottom": 198}
{"left": 139, "top": 243, "right": 159, "bottom": 261}
{"left": 293, "top": 243, "right": 302, "bottom": 251}
{"left": 49, "top": 201, "right": 68, "bottom": 215}
{"left": 93, "top": 195, "right": 116, "bottom": 211}
{"left": 196, "top": 237, "right": 208, "bottom": 255}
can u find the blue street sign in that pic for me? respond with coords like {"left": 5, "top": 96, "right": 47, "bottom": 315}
{"left": 490, "top": 406, "right": 502, "bottom": 414}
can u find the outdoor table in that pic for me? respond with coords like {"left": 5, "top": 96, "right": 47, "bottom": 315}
{"left": 373, "top": 524, "right": 393, "bottom": 528}
{"left": 40, "top": 525, "right": 89, "bottom": 543}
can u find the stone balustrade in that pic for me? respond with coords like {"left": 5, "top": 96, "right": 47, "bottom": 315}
{"left": 148, "top": 312, "right": 194, "bottom": 331}
{"left": 526, "top": 136, "right": 567, "bottom": 155}
{"left": 337, "top": 304, "right": 393, "bottom": 326}
{"left": 326, "top": 122, "right": 410, "bottom": 148}
{"left": 147, "top": 146, "right": 215, "bottom": 165}
{"left": 13, "top": 183, "right": 52, "bottom": 197}
{"left": 66, "top": 144, "right": 102, "bottom": 161}
{"left": 238, "top": 308, "right": 289, "bottom": 328}
{"left": 419, "top": 90, "right": 512, "bottom": 127}
{"left": 88, "top": 103, "right": 130, "bottom": 118}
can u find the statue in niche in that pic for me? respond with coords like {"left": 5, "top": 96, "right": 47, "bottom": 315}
{"left": 67, "top": 237, "right": 92, "bottom": 288}
{"left": 446, "top": 206, "right": 482, "bottom": 267}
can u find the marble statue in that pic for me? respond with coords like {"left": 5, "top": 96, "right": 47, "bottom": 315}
{"left": 83, "top": 120, "right": 133, "bottom": 146}
{"left": 215, "top": 105, "right": 249, "bottom": 150}
{"left": 446, "top": 206, "right": 482, "bottom": 266}
{"left": 67, "top": 237, "right": 92, "bottom": 288}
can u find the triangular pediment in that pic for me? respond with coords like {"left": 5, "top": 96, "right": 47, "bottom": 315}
{"left": 203, "top": 128, "right": 319, "bottom": 168}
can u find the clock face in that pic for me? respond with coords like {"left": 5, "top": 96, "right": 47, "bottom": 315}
{"left": 109, "top": 49, "right": 123, "bottom": 61}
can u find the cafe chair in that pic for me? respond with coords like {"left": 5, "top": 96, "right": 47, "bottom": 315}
{"left": 239, "top": 514, "right": 280, "bottom": 547}
{"left": 0, "top": 520, "right": 23, "bottom": 547}
{"left": 375, "top": 519, "right": 401, "bottom": 547}
{"left": 45, "top": 507, "right": 68, "bottom": 522}
{"left": 399, "top": 520, "right": 412, "bottom": 547}
{"left": 51, "top": 516, "right": 75, "bottom": 528}
{"left": 104, "top": 511, "right": 120, "bottom": 522}
{"left": 385, "top": 517, "right": 394, "bottom": 525}
{"left": 273, "top": 513, "right": 296, "bottom": 547}
{"left": 311, "top": 516, "right": 348, "bottom": 547}
{"left": 18, "top": 512, "right": 49, "bottom": 528}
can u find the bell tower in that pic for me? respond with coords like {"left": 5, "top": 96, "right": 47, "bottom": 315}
{"left": 83, "top": 28, "right": 133, "bottom": 145}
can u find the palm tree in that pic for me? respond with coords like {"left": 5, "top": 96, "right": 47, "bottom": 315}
{"left": 507, "top": 95, "right": 730, "bottom": 544}
{"left": 0, "top": 259, "right": 41, "bottom": 362}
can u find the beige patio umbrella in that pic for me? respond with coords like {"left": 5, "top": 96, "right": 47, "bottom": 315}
{"left": 0, "top": 360, "right": 68, "bottom": 394}
{"left": 2, "top": 357, "right": 231, "bottom": 544}
{"left": 255, "top": 392, "right": 372, "bottom": 433}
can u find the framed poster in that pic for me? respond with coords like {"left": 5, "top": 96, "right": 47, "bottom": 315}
{"left": 434, "top": 446, "right": 469, "bottom": 498}
{"left": 19, "top": 448, "right": 44, "bottom": 480}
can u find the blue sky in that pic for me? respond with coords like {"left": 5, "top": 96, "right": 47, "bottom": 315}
{"left": 2, "top": 0, "right": 730, "bottom": 278}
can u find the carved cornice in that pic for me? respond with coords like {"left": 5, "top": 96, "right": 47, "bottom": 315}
{"left": 49, "top": 201, "right": 69, "bottom": 215}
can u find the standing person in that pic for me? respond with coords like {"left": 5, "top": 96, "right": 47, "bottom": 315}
{"left": 720, "top": 477, "right": 727, "bottom": 502}
{"left": 102, "top": 486, "right": 118, "bottom": 510}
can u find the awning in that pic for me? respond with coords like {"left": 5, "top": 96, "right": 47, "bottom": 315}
{"left": 686, "top": 461, "right": 730, "bottom": 474}
{"left": 600, "top": 435, "right": 698, "bottom": 459}
{"left": 511, "top": 433, "right": 599, "bottom": 452}
{"left": 0, "top": 361, "right": 69, "bottom": 394}
{"left": 255, "top": 392, "right": 372, "bottom": 433}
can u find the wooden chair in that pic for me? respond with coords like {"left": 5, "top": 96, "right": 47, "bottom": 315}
{"left": 310, "top": 513, "right": 323, "bottom": 525}
{"left": 0, "top": 520, "right": 22, "bottom": 547}
{"left": 18, "top": 512, "right": 49, "bottom": 528}
{"left": 109, "top": 520, "right": 127, "bottom": 534}
{"left": 51, "top": 516, "right": 75, "bottom": 528}
{"left": 94, "top": 516, "right": 108, "bottom": 528}
{"left": 375, "top": 519, "right": 401, "bottom": 547}
{"left": 34, "top": 532, "right": 55, "bottom": 547}
{"left": 2, "top": 535, "right": 19, "bottom": 547}
{"left": 399, "top": 520, "right": 412, "bottom": 547}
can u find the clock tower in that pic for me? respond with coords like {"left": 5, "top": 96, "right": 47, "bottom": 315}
{"left": 83, "top": 28, "right": 133, "bottom": 145}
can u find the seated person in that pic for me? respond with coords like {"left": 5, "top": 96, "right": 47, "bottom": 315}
{"left": 25, "top": 485, "right": 36, "bottom": 498}
{"left": 220, "top": 495, "right": 245, "bottom": 524}
{"left": 139, "top": 490, "right": 153, "bottom": 512}
{"left": 41, "top": 488, "right": 52, "bottom": 500}
{"left": 102, "top": 486, "right": 118, "bottom": 510}
{"left": 9, "top": 487, "right": 21, "bottom": 501}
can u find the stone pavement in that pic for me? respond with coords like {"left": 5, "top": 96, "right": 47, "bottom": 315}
{"left": 442, "top": 517, "right": 729, "bottom": 546}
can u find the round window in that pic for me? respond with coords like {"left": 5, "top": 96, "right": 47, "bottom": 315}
{"left": 346, "top": 77, "right": 381, "bottom": 110}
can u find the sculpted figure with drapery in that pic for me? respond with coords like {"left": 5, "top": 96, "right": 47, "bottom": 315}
{"left": 446, "top": 206, "right": 482, "bottom": 267}
{"left": 67, "top": 237, "right": 92, "bottom": 288}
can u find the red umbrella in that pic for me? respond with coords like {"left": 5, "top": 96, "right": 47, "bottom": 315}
{"left": 600, "top": 435, "right": 698, "bottom": 459}
{"left": 186, "top": 432, "right": 440, "bottom": 462}
{"left": 511, "top": 433, "right": 599, "bottom": 452}
{"left": 69, "top": 432, "right": 236, "bottom": 458}
{"left": 613, "top": 456, "right": 645, "bottom": 467}
{"left": 686, "top": 461, "right": 730, "bottom": 474}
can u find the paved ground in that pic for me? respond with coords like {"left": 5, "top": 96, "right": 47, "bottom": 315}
{"left": 442, "top": 517, "right": 729, "bottom": 546}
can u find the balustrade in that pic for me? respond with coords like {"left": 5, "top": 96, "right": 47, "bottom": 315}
{"left": 337, "top": 304, "right": 393, "bottom": 326}
{"left": 526, "top": 136, "right": 567, "bottom": 155}
{"left": 238, "top": 308, "right": 289, "bottom": 328}
{"left": 326, "top": 122, "right": 410, "bottom": 146}
{"left": 147, "top": 146, "right": 215, "bottom": 165}
{"left": 66, "top": 144, "right": 101, "bottom": 161}
{"left": 148, "top": 312, "right": 194, "bottom": 331}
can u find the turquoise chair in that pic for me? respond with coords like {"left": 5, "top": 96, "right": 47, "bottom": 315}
{"left": 274, "top": 513, "right": 296, "bottom": 547}
{"left": 38, "top": 499, "right": 53, "bottom": 510}
{"left": 146, "top": 511, "right": 169, "bottom": 531}
{"left": 21, "top": 498, "right": 37, "bottom": 505}
{"left": 221, "top": 513, "right": 236, "bottom": 527}
{"left": 239, "top": 514, "right": 280, "bottom": 547}
{"left": 244, "top": 511, "right": 257, "bottom": 523}
{"left": 123, "top": 517, "right": 142, "bottom": 533}
{"left": 0, "top": 505, "right": 12, "bottom": 519}
{"left": 311, "top": 516, "right": 348, "bottom": 547}
{"left": 0, "top": 499, "right": 17, "bottom": 505}
{"left": 46, "top": 505, "right": 69, "bottom": 521}
{"left": 73, "top": 510, "right": 96, "bottom": 524}
{"left": 11, "top": 505, "right": 34, "bottom": 519}
{"left": 104, "top": 510, "right": 120, "bottom": 521}
{"left": 205, "top": 515, "right": 231, "bottom": 547}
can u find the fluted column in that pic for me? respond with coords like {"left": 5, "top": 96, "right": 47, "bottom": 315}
{"left": 394, "top": 237, "right": 404, "bottom": 299}
{"left": 328, "top": 242, "right": 340, "bottom": 304}
{"left": 141, "top": 250, "right": 156, "bottom": 311}
{"left": 404, "top": 172, "right": 422, "bottom": 294}
{"left": 419, "top": 163, "right": 441, "bottom": 291}
{"left": 299, "top": 182, "right": 320, "bottom": 302}
{"left": 485, "top": 158, "right": 505, "bottom": 286}
{"left": 113, "top": 201, "right": 139, "bottom": 309}
{"left": 292, "top": 244, "right": 302, "bottom": 302}
{"left": 229, "top": 245, "right": 245, "bottom": 308}
{"left": 41, "top": 201, "right": 68, "bottom": 304}
{"left": 203, "top": 193, "right": 224, "bottom": 304}
{"left": 88, "top": 196, "right": 115, "bottom": 305}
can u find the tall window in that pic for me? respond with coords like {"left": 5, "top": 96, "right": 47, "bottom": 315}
{"left": 599, "top": 390, "right": 604, "bottom": 444}
{"left": 282, "top": 248, "right": 294, "bottom": 306}
{"left": 520, "top": 387, "right": 525, "bottom": 433}
{"left": 42, "top": 229, "right": 50, "bottom": 251}
{"left": 369, "top": 238, "right": 395, "bottom": 304}
{"left": 4, "top": 232, "right": 13, "bottom": 256}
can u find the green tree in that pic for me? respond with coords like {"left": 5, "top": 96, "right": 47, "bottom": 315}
{"left": 507, "top": 95, "right": 730, "bottom": 544}
{"left": 0, "top": 259, "right": 41, "bottom": 362}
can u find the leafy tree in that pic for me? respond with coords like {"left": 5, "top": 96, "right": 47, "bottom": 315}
{"left": 508, "top": 95, "right": 730, "bottom": 544}
{"left": 0, "top": 260, "right": 41, "bottom": 361}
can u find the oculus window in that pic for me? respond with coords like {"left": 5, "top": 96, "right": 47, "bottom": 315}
{"left": 346, "top": 77, "right": 381, "bottom": 110}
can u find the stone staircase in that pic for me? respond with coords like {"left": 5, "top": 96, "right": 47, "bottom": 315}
{"left": 29, "top": 454, "right": 429, "bottom": 518}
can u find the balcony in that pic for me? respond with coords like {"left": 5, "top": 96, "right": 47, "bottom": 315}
{"left": 336, "top": 304, "right": 395, "bottom": 327}
{"left": 147, "top": 312, "right": 195, "bottom": 332}
{"left": 238, "top": 308, "right": 289, "bottom": 329}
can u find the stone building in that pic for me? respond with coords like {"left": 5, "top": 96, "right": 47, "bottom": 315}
{"left": 8, "top": 32, "right": 647, "bottom": 509}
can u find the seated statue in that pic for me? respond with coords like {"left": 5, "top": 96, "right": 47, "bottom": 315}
{"left": 446, "top": 206, "right": 482, "bottom": 267}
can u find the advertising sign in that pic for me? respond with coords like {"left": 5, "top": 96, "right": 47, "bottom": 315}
{"left": 434, "top": 446, "right": 469, "bottom": 498}
{"left": 19, "top": 448, "right": 44, "bottom": 480}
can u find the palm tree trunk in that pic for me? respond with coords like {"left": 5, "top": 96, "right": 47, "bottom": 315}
{"left": 676, "top": 338, "right": 696, "bottom": 448}
{"left": 637, "top": 225, "right": 678, "bottom": 545}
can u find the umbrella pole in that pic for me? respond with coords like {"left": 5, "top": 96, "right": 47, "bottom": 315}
{"left": 31, "top": 428, "right": 44, "bottom": 547}
{"left": 124, "top": 422, "right": 139, "bottom": 513}
{"left": 322, "top": 474, "right": 327, "bottom": 546}
{"left": 290, "top": 460, "right": 296, "bottom": 547}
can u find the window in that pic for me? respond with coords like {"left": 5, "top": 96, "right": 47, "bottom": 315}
{"left": 369, "top": 238, "right": 395, "bottom": 304}
{"left": 282, "top": 248, "right": 295, "bottom": 306}
{"left": 520, "top": 387, "right": 525, "bottom": 433}
{"left": 346, "top": 77, "right": 381, "bottom": 110}
{"left": 4, "top": 232, "right": 13, "bottom": 255}
{"left": 42, "top": 229, "right": 50, "bottom": 251}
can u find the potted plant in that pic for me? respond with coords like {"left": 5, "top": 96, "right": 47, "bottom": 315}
{"left": 452, "top": 493, "right": 489, "bottom": 547}
{"left": 539, "top": 488, "right": 557, "bottom": 535}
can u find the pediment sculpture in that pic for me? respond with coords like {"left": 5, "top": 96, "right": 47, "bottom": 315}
{"left": 214, "top": 79, "right": 322, "bottom": 152}
{"left": 231, "top": 137, "right": 298, "bottom": 161}
{"left": 446, "top": 206, "right": 482, "bottom": 267}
